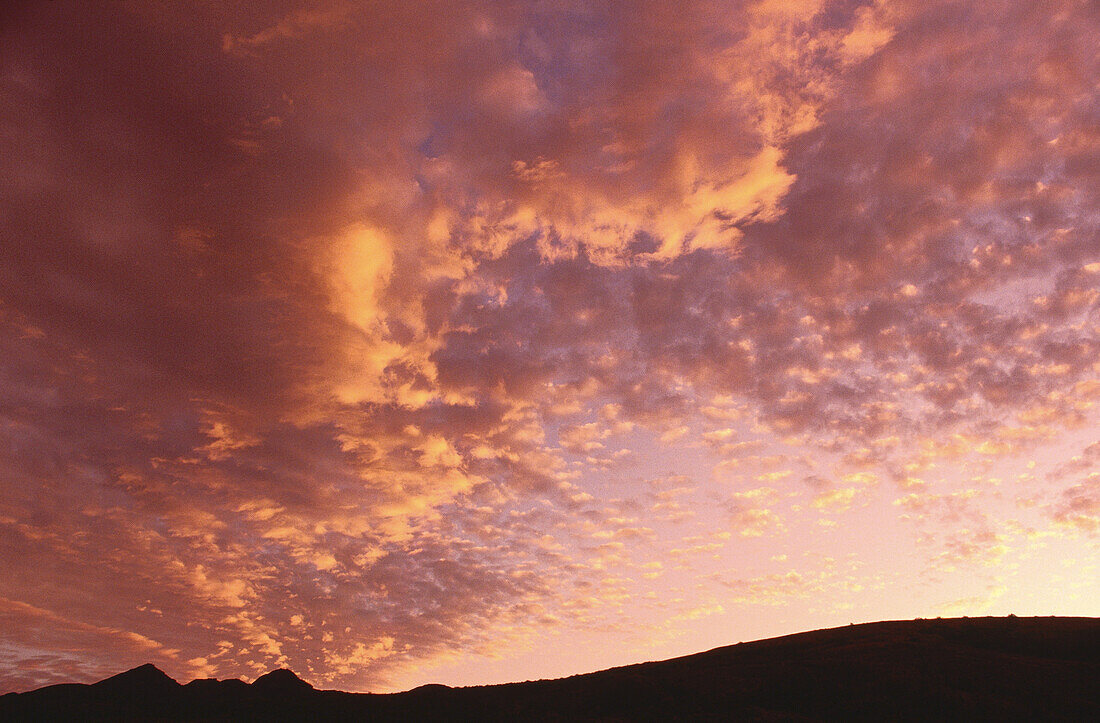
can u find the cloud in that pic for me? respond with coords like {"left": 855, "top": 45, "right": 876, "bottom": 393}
{"left": 222, "top": 2, "right": 355, "bottom": 54}
{"left": 1051, "top": 474, "right": 1100, "bottom": 534}
{"left": 1, "top": 0, "right": 1099, "bottom": 694}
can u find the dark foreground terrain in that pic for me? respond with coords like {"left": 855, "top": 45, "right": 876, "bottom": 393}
{"left": 3, "top": 616, "right": 1099, "bottom": 721}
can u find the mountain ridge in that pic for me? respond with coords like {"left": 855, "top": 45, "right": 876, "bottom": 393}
{"left": 3, "top": 616, "right": 1099, "bottom": 720}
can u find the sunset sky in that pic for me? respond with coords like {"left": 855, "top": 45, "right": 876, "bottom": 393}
{"left": 1, "top": 0, "right": 1099, "bottom": 694}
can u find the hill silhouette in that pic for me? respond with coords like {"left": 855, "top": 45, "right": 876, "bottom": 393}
{"left": 2, "top": 616, "right": 1098, "bottom": 720}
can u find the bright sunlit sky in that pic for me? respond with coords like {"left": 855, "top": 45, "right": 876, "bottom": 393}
{"left": 1, "top": 0, "right": 1098, "bottom": 694}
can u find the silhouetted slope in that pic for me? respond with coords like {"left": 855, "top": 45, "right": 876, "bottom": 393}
{"left": 250, "top": 669, "right": 313, "bottom": 695}
{"left": 3, "top": 617, "right": 1099, "bottom": 721}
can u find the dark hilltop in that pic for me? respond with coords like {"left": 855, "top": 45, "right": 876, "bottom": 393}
{"left": 3, "top": 616, "right": 1099, "bottom": 721}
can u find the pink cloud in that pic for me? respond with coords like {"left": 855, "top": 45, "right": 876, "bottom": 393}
{"left": 1, "top": 0, "right": 1098, "bottom": 694}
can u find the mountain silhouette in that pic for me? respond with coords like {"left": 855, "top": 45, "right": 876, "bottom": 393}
{"left": 2, "top": 616, "right": 1098, "bottom": 720}
{"left": 95, "top": 663, "right": 177, "bottom": 691}
{"left": 250, "top": 669, "right": 313, "bottom": 694}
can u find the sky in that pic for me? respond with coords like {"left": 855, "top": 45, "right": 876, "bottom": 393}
{"left": 0, "top": 0, "right": 1098, "bottom": 694}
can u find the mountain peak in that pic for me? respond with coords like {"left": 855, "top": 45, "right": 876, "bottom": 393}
{"left": 251, "top": 668, "right": 312, "bottom": 692}
{"left": 95, "top": 663, "right": 178, "bottom": 690}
